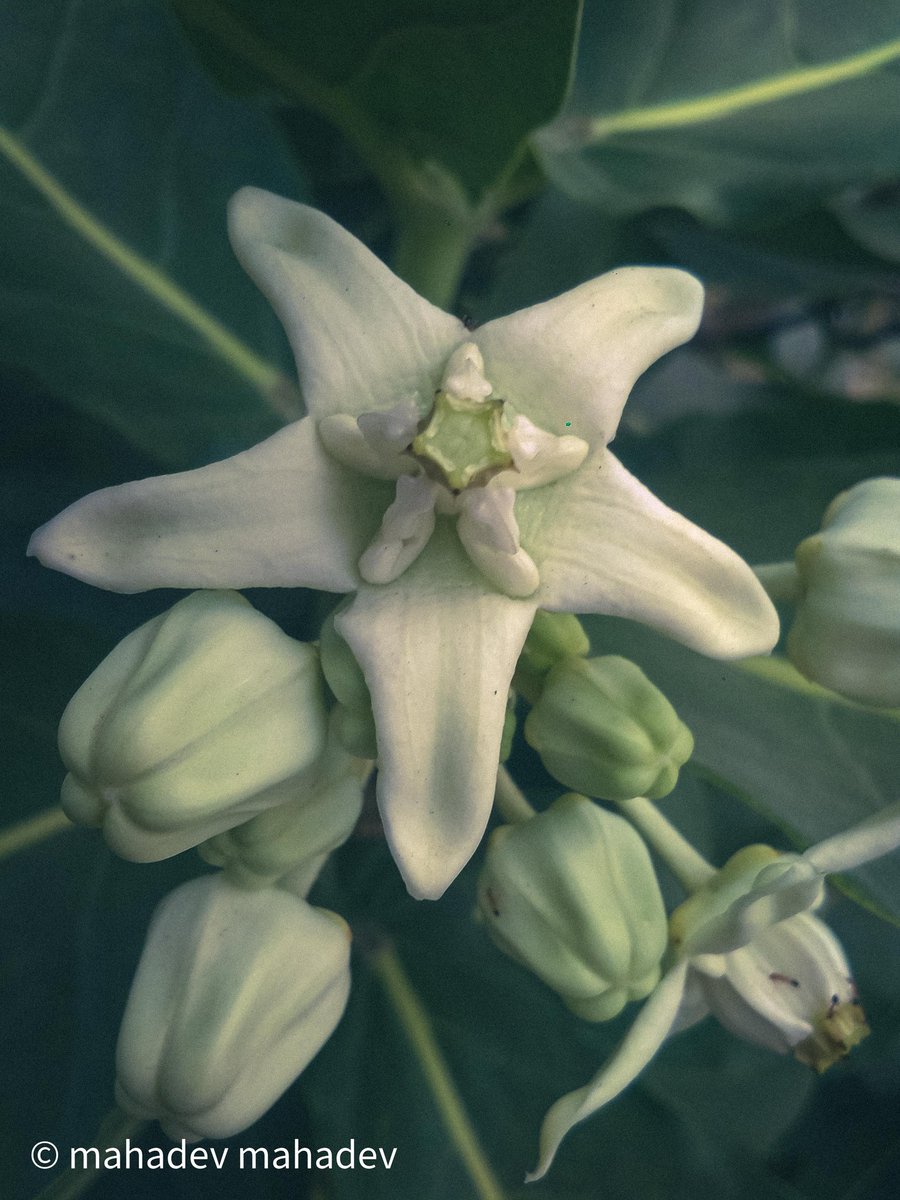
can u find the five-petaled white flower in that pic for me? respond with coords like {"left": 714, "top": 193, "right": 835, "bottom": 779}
{"left": 28, "top": 188, "right": 778, "bottom": 900}
{"left": 528, "top": 801, "right": 900, "bottom": 1181}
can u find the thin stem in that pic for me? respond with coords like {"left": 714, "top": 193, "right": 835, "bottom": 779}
{"left": 584, "top": 36, "right": 900, "bottom": 140}
{"left": 389, "top": 203, "right": 476, "bottom": 310}
{"left": 753, "top": 561, "right": 801, "bottom": 603}
{"left": 0, "top": 807, "right": 72, "bottom": 861}
{"left": 32, "top": 1109, "right": 145, "bottom": 1200}
{"left": 371, "top": 943, "right": 507, "bottom": 1200}
{"left": 494, "top": 766, "right": 537, "bottom": 824}
{"left": 0, "top": 124, "right": 299, "bottom": 423}
{"left": 615, "top": 797, "right": 716, "bottom": 893}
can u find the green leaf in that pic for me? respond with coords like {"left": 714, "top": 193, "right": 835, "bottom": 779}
{"left": 536, "top": 0, "right": 900, "bottom": 222}
{"left": 0, "top": 0, "right": 305, "bottom": 468}
{"left": 170, "top": 0, "right": 582, "bottom": 204}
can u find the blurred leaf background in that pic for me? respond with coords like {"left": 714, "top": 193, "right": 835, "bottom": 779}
{"left": 3, "top": 2, "right": 900, "bottom": 1198}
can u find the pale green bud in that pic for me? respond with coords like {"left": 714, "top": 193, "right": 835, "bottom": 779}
{"left": 524, "top": 656, "right": 694, "bottom": 801}
{"left": 200, "top": 715, "right": 366, "bottom": 892}
{"left": 477, "top": 794, "right": 668, "bottom": 1021}
{"left": 115, "top": 875, "right": 351, "bottom": 1140}
{"left": 788, "top": 477, "right": 900, "bottom": 706}
{"left": 319, "top": 608, "right": 378, "bottom": 759}
{"left": 519, "top": 610, "right": 590, "bottom": 679}
{"left": 59, "top": 591, "right": 327, "bottom": 861}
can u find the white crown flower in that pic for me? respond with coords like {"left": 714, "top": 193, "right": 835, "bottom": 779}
{"left": 28, "top": 188, "right": 778, "bottom": 900}
{"left": 529, "top": 801, "right": 900, "bottom": 1181}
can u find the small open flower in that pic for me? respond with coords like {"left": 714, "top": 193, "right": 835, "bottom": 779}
{"left": 29, "top": 188, "right": 778, "bottom": 899}
{"left": 115, "top": 874, "right": 351, "bottom": 1141}
{"left": 529, "top": 801, "right": 900, "bottom": 1181}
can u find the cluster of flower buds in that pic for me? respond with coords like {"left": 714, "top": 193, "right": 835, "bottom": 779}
{"left": 57, "top": 589, "right": 367, "bottom": 1138}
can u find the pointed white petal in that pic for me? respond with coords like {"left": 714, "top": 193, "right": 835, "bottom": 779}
{"left": 336, "top": 523, "right": 537, "bottom": 899}
{"left": 527, "top": 961, "right": 689, "bottom": 1182}
{"left": 475, "top": 268, "right": 703, "bottom": 448}
{"left": 28, "top": 417, "right": 387, "bottom": 593}
{"left": 804, "top": 801, "right": 900, "bottom": 875}
{"left": 683, "top": 857, "right": 825, "bottom": 957}
{"left": 228, "top": 188, "right": 465, "bottom": 418}
{"left": 457, "top": 487, "right": 540, "bottom": 598}
{"left": 358, "top": 476, "right": 437, "bottom": 584}
{"left": 519, "top": 450, "right": 779, "bottom": 659}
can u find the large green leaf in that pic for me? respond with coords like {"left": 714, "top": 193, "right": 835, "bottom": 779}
{"left": 536, "top": 0, "right": 900, "bottom": 223}
{"left": 0, "top": 0, "right": 304, "bottom": 468}
{"left": 170, "top": 0, "right": 582, "bottom": 204}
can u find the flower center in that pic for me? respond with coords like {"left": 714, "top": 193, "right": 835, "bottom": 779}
{"left": 412, "top": 389, "right": 512, "bottom": 492}
{"left": 316, "top": 341, "right": 589, "bottom": 597}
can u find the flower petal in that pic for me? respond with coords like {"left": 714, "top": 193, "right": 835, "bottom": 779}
{"left": 519, "top": 450, "right": 779, "bottom": 659}
{"left": 336, "top": 521, "right": 537, "bottom": 899}
{"left": 804, "top": 800, "right": 900, "bottom": 875}
{"left": 475, "top": 268, "right": 703, "bottom": 447}
{"left": 527, "top": 961, "right": 689, "bottom": 1182}
{"left": 28, "top": 416, "right": 388, "bottom": 593}
{"left": 228, "top": 188, "right": 465, "bottom": 419}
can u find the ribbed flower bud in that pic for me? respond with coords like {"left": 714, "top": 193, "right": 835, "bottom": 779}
{"left": 524, "top": 656, "right": 694, "bottom": 801}
{"left": 115, "top": 874, "right": 351, "bottom": 1140}
{"left": 59, "top": 591, "right": 327, "bottom": 861}
{"left": 319, "top": 608, "right": 378, "bottom": 759}
{"left": 200, "top": 716, "right": 366, "bottom": 893}
{"left": 788, "top": 477, "right": 900, "bottom": 706}
{"left": 477, "top": 794, "right": 668, "bottom": 1021}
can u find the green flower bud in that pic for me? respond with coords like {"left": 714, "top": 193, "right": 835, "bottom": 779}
{"left": 116, "top": 875, "right": 350, "bottom": 1140}
{"left": 200, "top": 715, "right": 366, "bottom": 892}
{"left": 521, "top": 610, "right": 591, "bottom": 675}
{"left": 787, "top": 477, "right": 900, "bottom": 706}
{"left": 477, "top": 794, "right": 668, "bottom": 1021}
{"left": 319, "top": 608, "right": 378, "bottom": 758}
{"left": 524, "top": 656, "right": 693, "bottom": 801}
{"left": 59, "top": 591, "right": 327, "bottom": 861}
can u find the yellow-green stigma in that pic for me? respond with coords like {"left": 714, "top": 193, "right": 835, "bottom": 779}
{"left": 412, "top": 389, "right": 512, "bottom": 491}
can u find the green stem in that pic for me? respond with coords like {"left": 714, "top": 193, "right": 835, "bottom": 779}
{"left": 390, "top": 201, "right": 477, "bottom": 310}
{"left": 0, "top": 808, "right": 72, "bottom": 861}
{"left": 0, "top": 125, "right": 299, "bottom": 423}
{"left": 32, "top": 1109, "right": 145, "bottom": 1200}
{"left": 494, "top": 766, "right": 537, "bottom": 824}
{"left": 615, "top": 797, "right": 716, "bottom": 893}
{"left": 753, "top": 560, "right": 801, "bottom": 603}
{"left": 371, "top": 943, "right": 507, "bottom": 1200}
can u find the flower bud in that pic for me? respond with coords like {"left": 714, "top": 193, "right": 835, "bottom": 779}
{"left": 694, "top": 912, "right": 869, "bottom": 1072}
{"left": 521, "top": 610, "right": 591, "bottom": 675}
{"left": 477, "top": 794, "right": 668, "bottom": 1021}
{"left": 59, "top": 591, "right": 327, "bottom": 861}
{"left": 524, "top": 656, "right": 693, "bottom": 801}
{"left": 200, "top": 715, "right": 366, "bottom": 892}
{"left": 319, "top": 608, "right": 378, "bottom": 759}
{"left": 116, "top": 875, "right": 351, "bottom": 1140}
{"left": 787, "top": 477, "right": 900, "bottom": 706}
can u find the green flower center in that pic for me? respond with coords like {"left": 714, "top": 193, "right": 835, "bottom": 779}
{"left": 412, "top": 389, "right": 513, "bottom": 491}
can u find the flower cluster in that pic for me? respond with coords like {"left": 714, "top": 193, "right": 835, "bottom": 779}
{"left": 33, "top": 189, "right": 897, "bottom": 1170}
